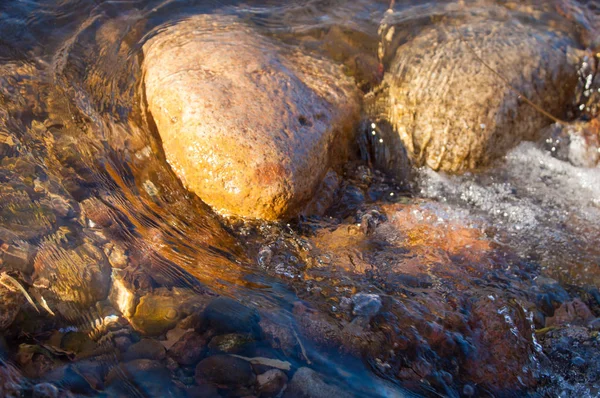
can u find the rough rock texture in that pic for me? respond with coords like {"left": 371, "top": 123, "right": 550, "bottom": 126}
{"left": 285, "top": 367, "right": 352, "bottom": 398}
{"left": 195, "top": 354, "right": 256, "bottom": 388}
{"left": 370, "top": 6, "right": 580, "bottom": 172}
{"left": 33, "top": 241, "right": 111, "bottom": 308}
{"left": 143, "top": 15, "right": 360, "bottom": 219}
{"left": 0, "top": 285, "right": 24, "bottom": 330}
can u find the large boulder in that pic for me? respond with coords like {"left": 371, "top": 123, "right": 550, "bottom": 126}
{"left": 369, "top": 5, "right": 581, "bottom": 172}
{"left": 143, "top": 15, "right": 360, "bottom": 219}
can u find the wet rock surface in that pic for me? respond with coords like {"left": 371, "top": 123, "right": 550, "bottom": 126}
{"left": 143, "top": 15, "right": 361, "bottom": 220}
{"left": 0, "top": 1, "right": 599, "bottom": 398}
{"left": 195, "top": 355, "right": 256, "bottom": 389}
{"left": 286, "top": 367, "right": 352, "bottom": 398}
{"left": 370, "top": 3, "right": 581, "bottom": 172}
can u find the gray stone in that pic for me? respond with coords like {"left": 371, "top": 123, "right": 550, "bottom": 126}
{"left": 32, "top": 383, "right": 59, "bottom": 398}
{"left": 352, "top": 293, "right": 382, "bottom": 319}
{"left": 285, "top": 367, "right": 352, "bottom": 398}
{"left": 257, "top": 369, "right": 288, "bottom": 397}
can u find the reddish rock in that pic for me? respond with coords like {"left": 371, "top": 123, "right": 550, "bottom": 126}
{"left": 168, "top": 331, "right": 206, "bottom": 366}
{"left": 546, "top": 299, "right": 595, "bottom": 327}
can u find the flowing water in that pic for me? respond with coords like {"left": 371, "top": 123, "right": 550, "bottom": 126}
{"left": 0, "top": 0, "right": 599, "bottom": 397}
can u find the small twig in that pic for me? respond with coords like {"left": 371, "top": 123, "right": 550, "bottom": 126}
{"left": 456, "top": 27, "right": 568, "bottom": 126}
{"left": 38, "top": 295, "right": 56, "bottom": 316}
{"left": 292, "top": 326, "right": 312, "bottom": 365}
{"left": 0, "top": 273, "right": 39, "bottom": 313}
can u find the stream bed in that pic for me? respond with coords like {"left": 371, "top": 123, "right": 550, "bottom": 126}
{"left": 0, "top": 1, "right": 599, "bottom": 397}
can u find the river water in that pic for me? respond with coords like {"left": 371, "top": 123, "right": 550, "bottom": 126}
{"left": 0, "top": 0, "right": 599, "bottom": 397}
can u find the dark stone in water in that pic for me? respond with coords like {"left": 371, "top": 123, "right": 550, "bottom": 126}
{"left": 203, "top": 297, "right": 261, "bottom": 337}
{"left": 168, "top": 331, "right": 206, "bottom": 366}
{"left": 123, "top": 338, "right": 166, "bottom": 361}
{"left": 195, "top": 354, "right": 256, "bottom": 388}
{"left": 60, "top": 332, "right": 97, "bottom": 354}
{"left": 32, "top": 383, "right": 59, "bottom": 398}
{"left": 185, "top": 384, "right": 220, "bottom": 397}
{"left": 106, "top": 359, "right": 185, "bottom": 397}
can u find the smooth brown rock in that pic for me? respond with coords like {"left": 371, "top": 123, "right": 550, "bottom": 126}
{"left": 143, "top": 15, "right": 360, "bottom": 219}
{"left": 371, "top": 7, "right": 580, "bottom": 172}
{"left": 168, "top": 331, "right": 206, "bottom": 365}
{"left": 130, "top": 293, "right": 181, "bottom": 336}
{"left": 195, "top": 354, "right": 256, "bottom": 388}
{"left": 123, "top": 338, "right": 166, "bottom": 361}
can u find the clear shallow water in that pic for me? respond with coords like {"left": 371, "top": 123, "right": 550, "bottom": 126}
{"left": 0, "top": 1, "right": 599, "bottom": 397}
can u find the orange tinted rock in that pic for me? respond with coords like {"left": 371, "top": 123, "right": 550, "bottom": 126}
{"left": 372, "top": 8, "right": 580, "bottom": 171}
{"left": 311, "top": 201, "right": 493, "bottom": 281}
{"left": 143, "top": 15, "right": 360, "bottom": 220}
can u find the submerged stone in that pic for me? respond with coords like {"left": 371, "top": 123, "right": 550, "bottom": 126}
{"left": 33, "top": 242, "right": 111, "bottom": 308}
{"left": 143, "top": 15, "right": 360, "bottom": 219}
{"left": 257, "top": 368, "right": 288, "bottom": 398}
{"left": 370, "top": 5, "right": 581, "bottom": 172}
{"left": 168, "top": 331, "right": 206, "bottom": 365}
{"left": 0, "top": 285, "right": 24, "bottom": 330}
{"left": 195, "top": 354, "right": 256, "bottom": 388}
{"left": 203, "top": 297, "right": 261, "bottom": 336}
{"left": 286, "top": 367, "right": 352, "bottom": 398}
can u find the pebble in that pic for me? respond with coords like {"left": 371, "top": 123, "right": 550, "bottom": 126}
{"left": 195, "top": 355, "right": 256, "bottom": 388}
{"left": 286, "top": 367, "right": 351, "bottom": 398}
{"left": 463, "top": 384, "right": 475, "bottom": 396}
{"left": 352, "top": 293, "right": 382, "bottom": 319}
{"left": 32, "top": 383, "right": 59, "bottom": 398}
{"left": 257, "top": 369, "right": 288, "bottom": 397}
{"left": 123, "top": 339, "right": 166, "bottom": 361}
{"left": 207, "top": 333, "right": 253, "bottom": 355}
{"left": 168, "top": 331, "right": 206, "bottom": 366}
{"left": 203, "top": 297, "right": 261, "bottom": 337}
{"left": 113, "top": 336, "right": 132, "bottom": 352}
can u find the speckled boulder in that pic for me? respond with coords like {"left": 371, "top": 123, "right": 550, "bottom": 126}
{"left": 143, "top": 15, "right": 360, "bottom": 219}
{"left": 370, "top": 6, "right": 581, "bottom": 172}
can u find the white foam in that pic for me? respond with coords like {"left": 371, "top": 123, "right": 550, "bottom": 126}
{"left": 418, "top": 142, "right": 600, "bottom": 261}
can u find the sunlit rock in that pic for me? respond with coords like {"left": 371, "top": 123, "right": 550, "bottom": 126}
{"left": 33, "top": 241, "right": 111, "bottom": 308}
{"left": 129, "top": 288, "right": 210, "bottom": 336}
{"left": 370, "top": 5, "right": 581, "bottom": 172}
{"left": 108, "top": 271, "right": 138, "bottom": 318}
{"left": 143, "top": 15, "right": 360, "bottom": 219}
